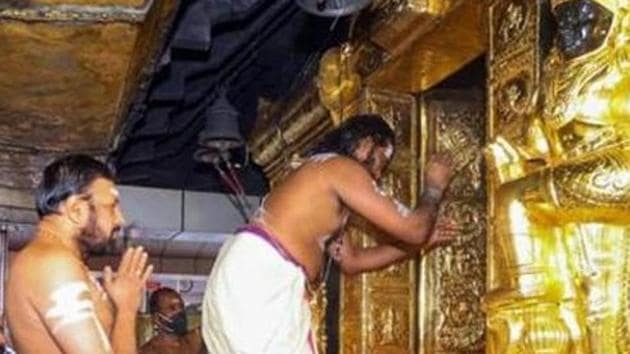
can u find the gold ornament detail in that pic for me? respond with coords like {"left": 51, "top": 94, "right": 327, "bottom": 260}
{"left": 486, "top": 0, "right": 630, "bottom": 353}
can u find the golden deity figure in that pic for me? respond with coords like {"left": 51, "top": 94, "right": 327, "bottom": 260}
{"left": 485, "top": 0, "right": 630, "bottom": 353}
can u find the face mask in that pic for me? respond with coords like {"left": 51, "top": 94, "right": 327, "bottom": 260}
{"left": 0, "top": 346, "right": 15, "bottom": 354}
{"left": 157, "top": 310, "right": 188, "bottom": 336}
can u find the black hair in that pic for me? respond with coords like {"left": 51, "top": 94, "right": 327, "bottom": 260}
{"left": 148, "top": 287, "right": 181, "bottom": 314}
{"left": 35, "top": 154, "right": 114, "bottom": 218}
{"left": 307, "top": 114, "right": 395, "bottom": 157}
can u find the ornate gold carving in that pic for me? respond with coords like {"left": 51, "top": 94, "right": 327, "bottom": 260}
{"left": 419, "top": 90, "right": 486, "bottom": 354}
{"left": 369, "top": 294, "right": 410, "bottom": 352}
{"left": 339, "top": 88, "right": 418, "bottom": 354}
{"left": 619, "top": 230, "right": 630, "bottom": 353}
{"left": 309, "top": 285, "right": 328, "bottom": 354}
{"left": 496, "top": 0, "right": 528, "bottom": 52}
{"left": 488, "top": 0, "right": 540, "bottom": 151}
{"left": 486, "top": 0, "right": 630, "bottom": 352}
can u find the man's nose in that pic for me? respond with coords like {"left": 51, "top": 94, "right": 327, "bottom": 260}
{"left": 116, "top": 207, "right": 126, "bottom": 227}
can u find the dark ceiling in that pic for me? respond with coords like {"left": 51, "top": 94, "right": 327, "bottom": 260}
{"left": 112, "top": 0, "right": 487, "bottom": 197}
{"left": 112, "top": 0, "right": 351, "bottom": 195}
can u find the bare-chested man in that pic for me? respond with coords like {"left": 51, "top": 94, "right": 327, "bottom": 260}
{"left": 6, "top": 154, "right": 153, "bottom": 354}
{"left": 139, "top": 287, "right": 205, "bottom": 354}
{"left": 202, "top": 114, "right": 455, "bottom": 354}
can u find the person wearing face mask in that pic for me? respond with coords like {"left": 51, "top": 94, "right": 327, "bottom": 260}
{"left": 6, "top": 154, "right": 153, "bottom": 354}
{"left": 140, "top": 287, "right": 205, "bottom": 354}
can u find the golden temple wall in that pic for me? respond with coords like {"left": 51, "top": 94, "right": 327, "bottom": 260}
{"left": 486, "top": 0, "right": 630, "bottom": 353}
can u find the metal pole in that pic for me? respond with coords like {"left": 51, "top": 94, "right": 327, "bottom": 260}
{"left": 0, "top": 224, "right": 7, "bottom": 318}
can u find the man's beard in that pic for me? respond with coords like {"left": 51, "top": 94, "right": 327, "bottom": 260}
{"left": 77, "top": 206, "right": 119, "bottom": 255}
{"left": 359, "top": 144, "right": 378, "bottom": 179}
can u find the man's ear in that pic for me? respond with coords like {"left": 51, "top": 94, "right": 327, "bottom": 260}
{"left": 63, "top": 195, "right": 89, "bottom": 225}
{"left": 353, "top": 137, "right": 374, "bottom": 160}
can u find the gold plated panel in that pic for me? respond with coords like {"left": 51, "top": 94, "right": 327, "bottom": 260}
{"left": 485, "top": 0, "right": 630, "bottom": 353}
{"left": 418, "top": 90, "right": 486, "bottom": 354}
{"left": 340, "top": 88, "right": 418, "bottom": 354}
{"left": 0, "top": 0, "right": 177, "bottom": 189}
{"left": 486, "top": 0, "right": 542, "bottom": 293}
{"left": 366, "top": 0, "right": 486, "bottom": 92}
{"left": 367, "top": 0, "right": 461, "bottom": 55}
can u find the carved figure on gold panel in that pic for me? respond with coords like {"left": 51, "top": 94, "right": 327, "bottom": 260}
{"left": 485, "top": 0, "right": 630, "bottom": 353}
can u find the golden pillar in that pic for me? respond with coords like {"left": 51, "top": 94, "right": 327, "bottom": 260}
{"left": 418, "top": 90, "right": 486, "bottom": 354}
{"left": 485, "top": 0, "right": 630, "bottom": 353}
{"left": 339, "top": 88, "right": 420, "bottom": 354}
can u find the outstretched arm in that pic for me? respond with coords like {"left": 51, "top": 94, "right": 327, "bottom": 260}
{"left": 329, "top": 237, "right": 409, "bottom": 275}
{"left": 332, "top": 154, "right": 453, "bottom": 247}
{"left": 330, "top": 218, "right": 456, "bottom": 275}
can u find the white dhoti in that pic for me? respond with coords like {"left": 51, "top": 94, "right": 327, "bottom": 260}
{"left": 202, "top": 227, "right": 316, "bottom": 354}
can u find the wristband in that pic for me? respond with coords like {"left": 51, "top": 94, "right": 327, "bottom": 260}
{"left": 422, "top": 185, "right": 443, "bottom": 204}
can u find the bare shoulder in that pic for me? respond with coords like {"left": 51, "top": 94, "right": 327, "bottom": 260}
{"left": 11, "top": 242, "right": 85, "bottom": 288}
{"left": 324, "top": 156, "right": 374, "bottom": 186}
{"left": 15, "top": 242, "right": 81, "bottom": 270}
{"left": 303, "top": 154, "right": 366, "bottom": 177}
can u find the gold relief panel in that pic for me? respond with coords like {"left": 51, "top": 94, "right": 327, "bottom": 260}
{"left": 488, "top": 0, "right": 541, "bottom": 143}
{"left": 360, "top": 87, "right": 418, "bottom": 288}
{"left": 486, "top": 1, "right": 630, "bottom": 352}
{"left": 310, "top": 287, "right": 328, "bottom": 354}
{"left": 368, "top": 293, "right": 413, "bottom": 354}
{"left": 339, "top": 88, "right": 418, "bottom": 354}
{"left": 428, "top": 93, "right": 485, "bottom": 199}
{"left": 492, "top": 0, "right": 530, "bottom": 58}
{"left": 620, "top": 230, "right": 630, "bottom": 353}
{"left": 418, "top": 90, "right": 486, "bottom": 354}
{"left": 362, "top": 89, "right": 416, "bottom": 151}
{"left": 487, "top": 1, "right": 542, "bottom": 294}
{"left": 369, "top": 260, "right": 410, "bottom": 286}
{"left": 340, "top": 224, "right": 369, "bottom": 354}
{"left": 491, "top": 67, "right": 537, "bottom": 145}
{"left": 489, "top": 0, "right": 536, "bottom": 65}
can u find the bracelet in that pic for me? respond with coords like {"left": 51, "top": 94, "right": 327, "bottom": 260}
{"left": 421, "top": 186, "right": 443, "bottom": 204}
